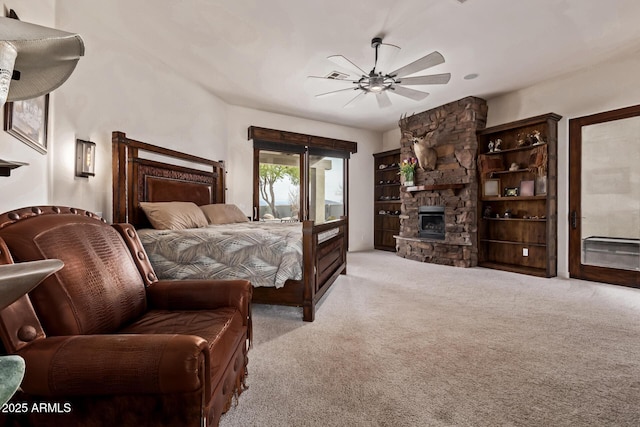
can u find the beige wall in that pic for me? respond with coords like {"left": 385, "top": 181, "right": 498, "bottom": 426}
{"left": 52, "top": 1, "right": 229, "bottom": 221}
{"left": 0, "top": 2, "right": 381, "bottom": 250}
{"left": 381, "top": 127, "right": 401, "bottom": 152}
{"left": 0, "top": 1, "right": 55, "bottom": 213}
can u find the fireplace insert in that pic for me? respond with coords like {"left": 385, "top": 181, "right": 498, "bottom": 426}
{"left": 418, "top": 205, "right": 445, "bottom": 240}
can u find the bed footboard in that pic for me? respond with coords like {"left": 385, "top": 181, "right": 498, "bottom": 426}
{"left": 302, "top": 216, "right": 348, "bottom": 322}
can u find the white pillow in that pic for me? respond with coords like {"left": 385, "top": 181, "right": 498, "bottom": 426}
{"left": 139, "top": 202, "right": 208, "bottom": 230}
{"left": 200, "top": 204, "right": 249, "bottom": 225}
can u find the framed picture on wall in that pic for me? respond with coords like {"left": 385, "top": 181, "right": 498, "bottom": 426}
{"left": 4, "top": 94, "right": 50, "bottom": 154}
{"left": 483, "top": 178, "right": 501, "bottom": 197}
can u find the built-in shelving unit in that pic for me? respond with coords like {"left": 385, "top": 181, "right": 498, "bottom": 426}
{"left": 373, "top": 149, "right": 401, "bottom": 251}
{"left": 476, "top": 113, "right": 561, "bottom": 277}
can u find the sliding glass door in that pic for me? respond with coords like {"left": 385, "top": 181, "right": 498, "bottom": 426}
{"left": 250, "top": 127, "right": 354, "bottom": 224}
{"left": 256, "top": 150, "right": 301, "bottom": 221}
{"left": 308, "top": 154, "right": 345, "bottom": 223}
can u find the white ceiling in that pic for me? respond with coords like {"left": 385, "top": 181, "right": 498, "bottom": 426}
{"left": 84, "top": 0, "right": 640, "bottom": 132}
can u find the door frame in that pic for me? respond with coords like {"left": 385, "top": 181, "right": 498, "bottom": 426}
{"left": 568, "top": 104, "right": 640, "bottom": 288}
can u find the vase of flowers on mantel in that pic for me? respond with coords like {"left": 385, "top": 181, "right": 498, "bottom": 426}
{"left": 399, "top": 157, "right": 417, "bottom": 187}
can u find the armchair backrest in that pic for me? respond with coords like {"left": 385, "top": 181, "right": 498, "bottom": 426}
{"left": 0, "top": 207, "right": 148, "bottom": 336}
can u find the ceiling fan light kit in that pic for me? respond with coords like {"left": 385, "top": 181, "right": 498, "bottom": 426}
{"left": 311, "top": 37, "right": 451, "bottom": 108}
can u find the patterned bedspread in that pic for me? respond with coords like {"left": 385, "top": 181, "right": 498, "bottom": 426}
{"left": 138, "top": 222, "right": 303, "bottom": 288}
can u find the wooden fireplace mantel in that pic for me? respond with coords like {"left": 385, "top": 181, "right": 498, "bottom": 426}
{"left": 394, "top": 235, "right": 473, "bottom": 246}
{"left": 402, "top": 183, "right": 465, "bottom": 192}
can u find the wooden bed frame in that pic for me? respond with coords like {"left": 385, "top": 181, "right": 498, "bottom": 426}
{"left": 112, "top": 131, "right": 348, "bottom": 322}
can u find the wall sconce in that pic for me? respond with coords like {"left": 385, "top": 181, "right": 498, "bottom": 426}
{"left": 75, "top": 139, "right": 96, "bottom": 177}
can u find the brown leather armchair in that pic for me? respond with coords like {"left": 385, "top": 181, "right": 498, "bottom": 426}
{"left": 0, "top": 206, "right": 252, "bottom": 427}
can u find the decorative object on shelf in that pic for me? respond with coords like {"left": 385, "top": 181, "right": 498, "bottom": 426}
{"left": 483, "top": 205, "right": 493, "bottom": 218}
{"left": 535, "top": 175, "right": 547, "bottom": 195}
{"left": 75, "top": 139, "right": 96, "bottom": 177}
{"left": 520, "top": 180, "right": 535, "bottom": 197}
{"left": 483, "top": 178, "right": 501, "bottom": 197}
{"left": 509, "top": 162, "right": 520, "bottom": 171}
{"left": 504, "top": 209, "right": 512, "bottom": 218}
{"left": 516, "top": 133, "right": 529, "bottom": 147}
{"left": 398, "top": 157, "right": 417, "bottom": 186}
{"left": 504, "top": 187, "right": 519, "bottom": 197}
{"left": 0, "top": 259, "right": 64, "bottom": 406}
{"left": 528, "top": 144, "right": 548, "bottom": 176}
{"left": 493, "top": 139, "right": 502, "bottom": 151}
{"left": 531, "top": 130, "right": 545, "bottom": 145}
{"left": 488, "top": 140, "right": 494, "bottom": 152}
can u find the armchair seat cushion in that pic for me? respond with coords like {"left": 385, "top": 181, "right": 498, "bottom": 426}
{"left": 120, "top": 307, "right": 244, "bottom": 388}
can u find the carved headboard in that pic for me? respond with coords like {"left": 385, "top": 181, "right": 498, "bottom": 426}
{"left": 112, "top": 131, "right": 225, "bottom": 228}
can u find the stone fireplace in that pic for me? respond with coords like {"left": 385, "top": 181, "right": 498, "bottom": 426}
{"left": 395, "top": 96, "right": 488, "bottom": 267}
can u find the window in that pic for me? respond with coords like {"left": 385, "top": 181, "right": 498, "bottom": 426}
{"left": 309, "top": 154, "right": 344, "bottom": 222}
{"left": 257, "top": 150, "right": 301, "bottom": 220}
{"left": 249, "top": 127, "right": 356, "bottom": 224}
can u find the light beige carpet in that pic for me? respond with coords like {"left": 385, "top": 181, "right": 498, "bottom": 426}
{"left": 221, "top": 250, "right": 640, "bottom": 427}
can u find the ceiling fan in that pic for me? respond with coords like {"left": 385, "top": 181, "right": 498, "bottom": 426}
{"left": 310, "top": 37, "right": 451, "bottom": 108}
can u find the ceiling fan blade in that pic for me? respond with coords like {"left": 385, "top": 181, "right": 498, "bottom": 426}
{"left": 389, "top": 51, "right": 445, "bottom": 78}
{"left": 376, "top": 91, "right": 392, "bottom": 108}
{"left": 315, "top": 87, "right": 358, "bottom": 97}
{"left": 327, "top": 55, "right": 368, "bottom": 77}
{"left": 397, "top": 73, "right": 451, "bottom": 86}
{"left": 343, "top": 91, "right": 367, "bottom": 108}
{"left": 391, "top": 85, "right": 430, "bottom": 101}
{"left": 307, "top": 75, "right": 360, "bottom": 83}
{"left": 374, "top": 43, "right": 401, "bottom": 74}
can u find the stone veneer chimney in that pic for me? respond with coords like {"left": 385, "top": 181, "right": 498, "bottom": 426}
{"left": 396, "top": 96, "right": 488, "bottom": 267}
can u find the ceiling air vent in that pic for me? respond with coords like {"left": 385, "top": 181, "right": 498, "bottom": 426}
{"left": 325, "top": 71, "right": 350, "bottom": 80}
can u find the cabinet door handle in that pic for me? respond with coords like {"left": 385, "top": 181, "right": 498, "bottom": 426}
{"left": 571, "top": 210, "right": 578, "bottom": 229}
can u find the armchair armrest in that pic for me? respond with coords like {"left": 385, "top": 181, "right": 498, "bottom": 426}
{"left": 147, "top": 279, "right": 252, "bottom": 322}
{"left": 147, "top": 279, "right": 253, "bottom": 346}
{"left": 17, "top": 334, "right": 209, "bottom": 397}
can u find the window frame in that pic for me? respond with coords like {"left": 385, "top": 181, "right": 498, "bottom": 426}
{"left": 249, "top": 126, "right": 356, "bottom": 223}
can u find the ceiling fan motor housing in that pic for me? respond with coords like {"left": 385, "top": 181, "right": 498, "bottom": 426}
{"left": 360, "top": 73, "right": 394, "bottom": 93}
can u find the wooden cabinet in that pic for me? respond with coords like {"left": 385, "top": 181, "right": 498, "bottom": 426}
{"left": 476, "top": 113, "right": 561, "bottom": 277}
{"left": 373, "top": 149, "right": 401, "bottom": 251}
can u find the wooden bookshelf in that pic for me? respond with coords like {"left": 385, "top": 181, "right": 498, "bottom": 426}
{"left": 477, "top": 113, "right": 561, "bottom": 277}
{"left": 373, "top": 149, "right": 401, "bottom": 251}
